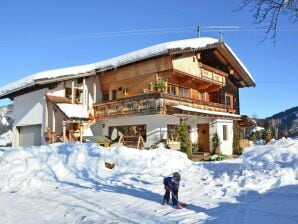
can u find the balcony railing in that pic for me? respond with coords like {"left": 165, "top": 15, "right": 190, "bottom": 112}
{"left": 93, "top": 92, "right": 230, "bottom": 119}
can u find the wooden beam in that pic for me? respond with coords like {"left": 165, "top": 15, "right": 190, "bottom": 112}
{"left": 71, "top": 80, "right": 75, "bottom": 104}
{"left": 83, "top": 77, "right": 86, "bottom": 106}
{"left": 93, "top": 75, "right": 97, "bottom": 103}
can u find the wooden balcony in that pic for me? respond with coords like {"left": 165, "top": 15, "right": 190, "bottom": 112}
{"left": 93, "top": 92, "right": 231, "bottom": 119}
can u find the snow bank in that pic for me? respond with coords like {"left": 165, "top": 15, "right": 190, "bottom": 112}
{"left": 240, "top": 138, "right": 298, "bottom": 192}
{"left": 0, "top": 143, "right": 191, "bottom": 193}
{"left": 105, "top": 144, "right": 191, "bottom": 175}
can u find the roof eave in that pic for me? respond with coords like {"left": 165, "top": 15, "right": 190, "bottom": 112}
{"left": 220, "top": 44, "right": 256, "bottom": 88}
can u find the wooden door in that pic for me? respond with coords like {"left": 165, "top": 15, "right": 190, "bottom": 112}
{"left": 197, "top": 124, "right": 209, "bottom": 152}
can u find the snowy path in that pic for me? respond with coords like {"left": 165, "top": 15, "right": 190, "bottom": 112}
{"left": 1, "top": 165, "right": 297, "bottom": 224}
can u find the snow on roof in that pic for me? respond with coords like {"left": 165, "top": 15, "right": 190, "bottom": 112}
{"left": 173, "top": 105, "right": 241, "bottom": 118}
{"left": 56, "top": 103, "right": 89, "bottom": 119}
{"left": 0, "top": 37, "right": 254, "bottom": 98}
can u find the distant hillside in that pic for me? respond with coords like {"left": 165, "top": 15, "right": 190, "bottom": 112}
{"left": 256, "top": 106, "right": 298, "bottom": 138}
{"left": 0, "top": 104, "right": 13, "bottom": 146}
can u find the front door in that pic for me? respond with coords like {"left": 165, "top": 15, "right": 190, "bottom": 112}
{"left": 197, "top": 124, "right": 209, "bottom": 152}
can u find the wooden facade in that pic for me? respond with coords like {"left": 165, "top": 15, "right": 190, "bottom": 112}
{"left": 93, "top": 51, "right": 239, "bottom": 120}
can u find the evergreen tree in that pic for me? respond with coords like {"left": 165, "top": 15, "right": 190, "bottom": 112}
{"left": 233, "top": 125, "right": 242, "bottom": 155}
{"left": 212, "top": 132, "right": 221, "bottom": 155}
{"left": 176, "top": 118, "right": 192, "bottom": 159}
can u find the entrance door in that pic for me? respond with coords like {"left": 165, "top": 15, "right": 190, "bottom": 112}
{"left": 197, "top": 124, "right": 209, "bottom": 152}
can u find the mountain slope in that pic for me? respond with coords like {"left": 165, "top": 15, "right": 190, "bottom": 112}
{"left": 265, "top": 106, "right": 298, "bottom": 138}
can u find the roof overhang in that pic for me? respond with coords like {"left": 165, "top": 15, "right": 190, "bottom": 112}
{"left": 172, "top": 105, "right": 241, "bottom": 120}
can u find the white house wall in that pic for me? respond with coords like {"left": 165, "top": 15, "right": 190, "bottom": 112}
{"left": 47, "top": 82, "right": 65, "bottom": 97}
{"left": 96, "top": 114, "right": 180, "bottom": 144}
{"left": 13, "top": 88, "right": 48, "bottom": 146}
{"left": 86, "top": 76, "right": 101, "bottom": 110}
{"left": 210, "top": 119, "right": 234, "bottom": 155}
{"left": 92, "top": 115, "right": 235, "bottom": 155}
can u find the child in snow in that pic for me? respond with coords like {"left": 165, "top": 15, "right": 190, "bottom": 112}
{"left": 163, "top": 172, "right": 180, "bottom": 206}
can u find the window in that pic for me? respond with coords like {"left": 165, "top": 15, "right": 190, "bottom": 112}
{"left": 75, "top": 89, "right": 83, "bottom": 104}
{"left": 111, "top": 89, "right": 117, "bottom": 100}
{"left": 65, "top": 88, "right": 72, "bottom": 101}
{"left": 109, "top": 125, "right": 146, "bottom": 141}
{"left": 225, "top": 94, "right": 233, "bottom": 108}
{"left": 65, "top": 88, "right": 84, "bottom": 104}
{"left": 223, "top": 125, "right": 228, "bottom": 141}
{"left": 102, "top": 91, "right": 109, "bottom": 102}
{"left": 167, "top": 125, "right": 178, "bottom": 140}
{"left": 199, "top": 92, "right": 206, "bottom": 101}
{"left": 167, "top": 85, "right": 176, "bottom": 95}
{"left": 179, "top": 87, "right": 189, "bottom": 98}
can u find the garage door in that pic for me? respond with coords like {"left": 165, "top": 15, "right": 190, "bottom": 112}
{"left": 19, "top": 125, "right": 42, "bottom": 146}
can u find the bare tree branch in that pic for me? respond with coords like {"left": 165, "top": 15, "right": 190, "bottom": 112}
{"left": 237, "top": 0, "right": 298, "bottom": 43}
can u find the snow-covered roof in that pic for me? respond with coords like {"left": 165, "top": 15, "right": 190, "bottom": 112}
{"left": 0, "top": 37, "right": 255, "bottom": 99}
{"left": 173, "top": 105, "right": 241, "bottom": 118}
{"left": 56, "top": 103, "right": 89, "bottom": 120}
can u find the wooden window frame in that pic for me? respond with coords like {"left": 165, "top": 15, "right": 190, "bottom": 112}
{"left": 225, "top": 93, "right": 233, "bottom": 108}
{"left": 65, "top": 88, "right": 72, "bottom": 101}
{"left": 179, "top": 87, "right": 189, "bottom": 98}
{"left": 223, "top": 125, "right": 228, "bottom": 141}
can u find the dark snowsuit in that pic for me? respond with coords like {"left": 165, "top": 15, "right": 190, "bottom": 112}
{"left": 163, "top": 176, "right": 179, "bottom": 206}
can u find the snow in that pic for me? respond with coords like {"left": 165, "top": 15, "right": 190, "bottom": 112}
{"left": 56, "top": 103, "right": 89, "bottom": 119}
{"left": 249, "top": 126, "right": 265, "bottom": 134}
{"left": 0, "top": 37, "right": 255, "bottom": 98}
{"left": 0, "top": 138, "right": 297, "bottom": 223}
{"left": 0, "top": 130, "right": 12, "bottom": 146}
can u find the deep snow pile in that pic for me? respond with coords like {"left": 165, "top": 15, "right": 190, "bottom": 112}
{"left": 0, "top": 139, "right": 297, "bottom": 223}
{"left": 239, "top": 137, "right": 298, "bottom": 192}
{"left": 0, "top": 143, "right": 191, "bottom": 193}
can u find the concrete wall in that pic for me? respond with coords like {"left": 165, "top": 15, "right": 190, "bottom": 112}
{"left": 13, "top": 88, "right": 48, "bottom": 146}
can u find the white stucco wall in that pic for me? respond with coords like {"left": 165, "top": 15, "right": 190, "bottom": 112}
{"left": 209, "top": 119, "right": 234, "bottom": 155}
{"left": 47, "top": 82, "right": 65, "bottom": 97}
{"left": 90, "top": 115, "right": 234, "bottom": 154}
{"left": 94, "top": 114, "right": 180, "bottom": 144}
{"left": 13, "top": 88, "right": 48, "bottom": 146}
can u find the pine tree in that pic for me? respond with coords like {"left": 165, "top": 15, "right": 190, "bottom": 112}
{"left": 176, "top": 118, "right": 192, "bottom": 159}
{"left": 212, "top": 132, "right": 221, "bottom": 155}
{"left": 233, "top": 125, "right": 242, "bottom": 155}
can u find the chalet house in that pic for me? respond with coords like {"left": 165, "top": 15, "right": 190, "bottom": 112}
{"left": 0, "top": 37, "right": 255, "bottom": 155}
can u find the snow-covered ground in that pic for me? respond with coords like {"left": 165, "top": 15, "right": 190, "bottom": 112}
{"left": 0, "top": 138, "right": 297, "bottom": 224}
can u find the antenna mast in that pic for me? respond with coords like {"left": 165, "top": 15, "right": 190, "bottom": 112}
{"left": 197, "top": 25, "right": 201, "bottom": 37}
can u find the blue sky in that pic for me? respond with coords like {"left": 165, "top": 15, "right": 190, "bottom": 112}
{"left": 0, "top": 0, "right": 297, "bottom": 118}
